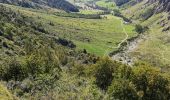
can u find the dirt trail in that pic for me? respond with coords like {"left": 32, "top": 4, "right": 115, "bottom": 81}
{"left": 109, "top": 21, "right": 146, "bottom": 66}
{"left": 104, "top": 19, "right": 129, "bottom": 55}
{"left": 111, "top": 33, "right": 146, "bottom": 66}
{"left": 117, "top": 20, "right": 129, "bottom": 49}
{"left": 76, "top": 2, "right": 145, "bottom": 65}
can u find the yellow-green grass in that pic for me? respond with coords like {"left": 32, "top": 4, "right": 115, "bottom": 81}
{"left": 120, "top": 0, "right": 170, "bottom": 66}
{"left": 79, "top": 9, "right": 103, "bottom": 14}
{"left": 4, "top": 4, "right": 136, "bottom": 56}
{"left": 122, "top": 0, "right": 148, "bottom": 18}
{"left": 122, "top": 0, "right": 156, "bottom": 21}
{"left": 0, "top": 83, "right": 14, "bottom": 100}
{"left": 96, "top": 0, "right": 117, "bottom": 10}
{"left": 131, "top": 12, "right": 170, "bottom": 66}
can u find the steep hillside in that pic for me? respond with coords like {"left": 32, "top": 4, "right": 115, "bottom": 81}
{"left": 114, "top": 0, "right": 130, "bottom": 6}
{"left": 123, "top": 0, "right": 169, "bottom": 13}
{"left": 1, "top": 1, "right": 170, "bottom": 99}
{"left": 145, "top": 0, "right": 170, "bottom": 13}
{"left": 119, "top": 0, "right": 170, "bottom": 67}
{"left": 0, "top": 0, "right": 79, "bottom": 12}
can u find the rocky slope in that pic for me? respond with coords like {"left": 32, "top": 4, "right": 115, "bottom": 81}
{"left": 155, "top": 0, "right": 170, "bottom": 13}
{"left": 144, "top": 0, "right": 169, "bottom": 13}
{"left": 0, "top": 0, "right": 79, "bottom": 12}
{"left": 131, "top": 0, "right": 169, "bottom": 13}
{"left": 114, "top": 0, "right": 130, "bottom": 6}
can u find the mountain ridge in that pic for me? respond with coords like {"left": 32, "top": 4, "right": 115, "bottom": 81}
{"left": 0, "top": 0, "right": 79, "bottom": 12}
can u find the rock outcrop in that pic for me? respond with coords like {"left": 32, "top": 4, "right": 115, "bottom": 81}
{"left": 145, "top": 0, "right": 170, "bottom": 13}
{"left": 156, "top": 0, "right": 170, "bottom": 13}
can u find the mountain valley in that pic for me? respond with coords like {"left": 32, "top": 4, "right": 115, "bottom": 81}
{"left": 0, "top": 0, "right": 170, "bottom": 99}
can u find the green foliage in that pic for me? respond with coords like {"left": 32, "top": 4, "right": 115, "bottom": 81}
{"left": 26, "top": 46, "right": 61, "bottom": 78}
{"left": 113, "top": 9, "right": 121, "bottom": 16}
{"left": 54, "top": 12, "right": 101, "bottom": 19}
{"left": 116, "top": 64, "right": 133, "bottom": 79}
{"left": 4, "top": 26, "right": 14, "bottom": 40}
{"left": 135, "top": 24, "right": 143, "bottom": 33}
{"left": 131, "top": 64, "right": 170, "bottom": 100}
{"left": 107, "top": 62, "right": 170, "bottom": 100}
{"left": 0, "top": 2, "right": 170, "bottom": 100}
{"left": 0, "top": 58, "right": 27, "bottom": 81}
{"left": 92, "top": 57, "right": 119, "bottom": 89}
{"left": 113, "top": 9, "right": 131, "bottom": 22}
{"left": 135, "top": 24, "right": 148, "bottom": 34}
{"left": 140, "top": 7, "right": 154, "bottom": 20}
{"left": 52, "top": 73, "right": 104, "bottom": 100}
{"left": 108, "top": 79, "right": 138, "bottom": 100}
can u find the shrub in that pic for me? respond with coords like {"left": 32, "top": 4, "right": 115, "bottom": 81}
{"left": 0, "top": 58, "right": 28, "bottom": 81}
{"left": 93, "top": 57, "right": 120, "bottom": 90}
{"left": 108, "top": 79, "right": 138, "bottom": 100}
{"left": 135, "top": 24, "right": 144, "bottom": 34}
{"left": 26, "top": 47, "right": 61, "bottom": 78}
{"left": 131, "top": 65, "right": 170, "bottom": 100}
{"left": 6, "top": 29, "right": 13, "bottom": 40}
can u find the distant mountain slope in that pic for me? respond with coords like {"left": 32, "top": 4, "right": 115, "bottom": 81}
{"left": 122, "top": 0, "right": 169, "bottom": 13}
{"left": 153, "top": 0, "right": 170, "bottom": 13}
{"left": 0, "top": 0, "right": 79, "bottom": 12}
{"left": 121, "top": 0, "right": 169, "bottom": 21}
{"left": 121, "top": 0, "right": 170, "bottom": 67}
{"left": 114, "top": 0, "right": 130, "bottom": 6}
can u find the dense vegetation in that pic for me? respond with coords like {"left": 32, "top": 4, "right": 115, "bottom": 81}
{"left": 0, "top": 0, "right": 170, "bottom": 99}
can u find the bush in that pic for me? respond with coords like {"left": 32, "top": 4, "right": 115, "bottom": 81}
{"left": 93, "top": 57, "right": 120, "bottom": 90}
{"left": 131, "top": 64, "right": 170, "bottom": 100}
{"left": 135, "top": 24, "right": 144, "bottom": 34}
{"left": 26, "top": 46, "right": 61, "bottom": 78}
{"left": 4, "top": 27, "right": 14, "bottom": 40}
{"left": 108, "top": 79, "right": 138, "bottom": 100}
{"left": 0, "top": 58, "right": 28, "bottom": 81}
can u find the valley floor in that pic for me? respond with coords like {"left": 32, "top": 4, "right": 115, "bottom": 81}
{"left": 3, "top": 4, "right": 136, "bottom": 56}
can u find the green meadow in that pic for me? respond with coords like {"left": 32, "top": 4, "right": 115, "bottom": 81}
{"left": 96, "top": 0, "right": 117, "bottom": 10}
{"left": 5, "top": 4, "right": 136, "bottom": 56}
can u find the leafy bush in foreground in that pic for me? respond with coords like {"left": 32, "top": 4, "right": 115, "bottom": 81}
{"left": 93, "top": 57, "right": 119, "bottom": 90}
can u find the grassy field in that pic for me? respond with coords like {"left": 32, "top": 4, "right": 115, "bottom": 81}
{"left": 96, "top": 0, "right": 117, "bottom": 10}
{"left": 79, "top": 9, "right": 103, "bottom": 14}
{"left": 4, "top": 4, "right": 136, "bottom": 56}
